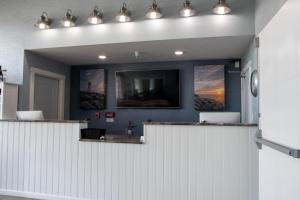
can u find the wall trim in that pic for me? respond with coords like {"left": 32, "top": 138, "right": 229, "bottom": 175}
{"left": 0, "top": 189, "right": 90, "bottom": 200}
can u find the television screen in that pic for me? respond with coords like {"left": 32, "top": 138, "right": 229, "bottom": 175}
{"left": 116, "top": 70, "right": 180, "bottom": 108}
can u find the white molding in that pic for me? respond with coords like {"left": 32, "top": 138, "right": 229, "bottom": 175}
{"left": 0, "top": 189, "right": 90, "bottom": 200}
{"left": 29, "top": 67, "right": 65, "bottom": 120}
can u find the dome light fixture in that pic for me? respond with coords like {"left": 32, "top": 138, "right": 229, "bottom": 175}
{"left": 174, "top": 50, "right": 184, "bottom": 56}
{"left": 212, "top": 0, "right": 232, "bottom": 15}
{"left": 34, "top": 12, "right": 52, "bottom": 30}
{"left": 116, "top": 3, "right": 131, "bottom": 23}
{"left": 98, "top": 54, "right": 107, "bottom": 60}
{"left": 180, "top": 1, "right": 195, "bottom": 17}
{"left": 61, "top": 9, "right": 77, "bottom": 27}
{"left": 88, "top": 6, "right": 103, "bottom": 25}
{"left": 146, "top": 0, "right": 162, "bottom": 19}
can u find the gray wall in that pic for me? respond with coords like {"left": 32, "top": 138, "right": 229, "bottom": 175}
{"left": 255, "top": 0, "right": 287, "bottom": 34}
{"left": 19, "top": 51, "right": 71, "bottom": 119}
{"left": 70, "top": 60, "right": 241, "bottom": 135}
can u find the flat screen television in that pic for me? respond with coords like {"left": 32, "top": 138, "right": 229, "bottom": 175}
{"left": 115, "top": 69, "right": 180, "bottom": 108}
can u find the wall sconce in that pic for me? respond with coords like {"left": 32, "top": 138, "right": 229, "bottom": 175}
{"left": 61, "top": 9, "right": 77, "bottom": 27}
{"left": 212, "top": 0, "right": 232, "bottom": 15}
{"left": 88, "top": 6, "right": 103, "bottom": 25}
{"left": 146, "top": 0, "right": 162, "bottom": 19}
{"left": 34, "top": 12, "right": 52, "bottom": 30}
{"left": 180, "top": 1, "right": 195, "bottom": 17}
{"left": 116, "top": 3, "right": 131, "bottom": 23}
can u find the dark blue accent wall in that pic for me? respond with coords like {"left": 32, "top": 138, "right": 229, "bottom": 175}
{"left": 70, "top": 60, "right": 241, "bottom": 135}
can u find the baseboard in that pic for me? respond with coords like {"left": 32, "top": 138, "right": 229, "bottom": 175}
{"left": 0, "top": 189, "right": 89, "bottom": 200}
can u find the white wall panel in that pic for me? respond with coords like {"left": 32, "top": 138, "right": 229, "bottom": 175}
{"left": 0, "top": 122, "right": 258, "bottom": 200}
{"left": 258, "top": 0, "right": 300, "bottom": 199}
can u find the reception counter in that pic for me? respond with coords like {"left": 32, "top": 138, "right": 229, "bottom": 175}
{"left": 0, "top": 120, "right": 258, "bottom": 200}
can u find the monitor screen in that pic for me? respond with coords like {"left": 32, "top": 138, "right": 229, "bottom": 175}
{"left": 115, "top": 69, "right": 180, "bottom": 108}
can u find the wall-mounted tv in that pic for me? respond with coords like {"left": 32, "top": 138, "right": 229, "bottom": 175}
{"left": 116, "top": 69, "right": 180, "bottom": 108}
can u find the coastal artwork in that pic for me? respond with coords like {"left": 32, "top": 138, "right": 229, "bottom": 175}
{"left": 80, "top": 69, "right": 106, "bottom": 110}
{"left": 194, "top": 65, "right": 225, "bottom": 111}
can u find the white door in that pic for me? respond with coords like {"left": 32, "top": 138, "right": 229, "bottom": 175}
{"left": 258, "top": 0, "right": 300, "bottom": 200}
{"left": 29, "top": 67, "right": 65, "bottom": 120}
{"left": 34, "top": 75, "right": 59, "bottom": 119}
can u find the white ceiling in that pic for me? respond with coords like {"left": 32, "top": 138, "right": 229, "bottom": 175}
{"left": 1, "top": 0, "right": 252, "bottom": 25}
{"left": 30, "top": 35, "right": 252, "bottom": 65}
{"left": 0, "top": 0, "right": 254, "bottom": 83}
{"left": 0, "top": 0, "right": 254, "bottom": 66}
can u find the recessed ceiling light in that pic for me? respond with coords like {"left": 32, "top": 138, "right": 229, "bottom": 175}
{"left": 174, "top": 50, "right": 184, "bottom": 56}
{"left": 34, "top": 12, "right": 52, "bottom": 30}
{"left": 146, "top": 0, "right": 163, "bottom": 19}
{"left": 116, "top": 3, "right": 131, "bottom": 23}
{"left": 61, "top": 9, "right": 77, "bottom": 27}
{"left": 180, "top": 1, "right": 195, "bottom": 17}
{"left": 212, "top": 0, "right": 232, "bottom": 15}
{"left": 88, "top": 6, "right": 103, "bottom": 25}
{"left": 98, "top": 55, "right": 107, "bottom": 60}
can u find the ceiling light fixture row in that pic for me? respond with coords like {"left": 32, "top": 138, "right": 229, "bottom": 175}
{"left": 35, "top": 0, "right": 232, "bottom": 29}
{"left": 97, "top": 50, "right": 184, "bottom": 61}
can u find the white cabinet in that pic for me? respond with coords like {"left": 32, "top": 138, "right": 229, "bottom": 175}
{"left": 0, "top": 82, "right": 18, "bottom": 119}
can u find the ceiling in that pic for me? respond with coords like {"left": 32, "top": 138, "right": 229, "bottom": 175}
{"left": 1, "top": 0, "right": 251, "bottom": 25}
{"left": 30, "top": 35, "right": 253, "bottom": 65}
{"left": 0, "top": 0, "right": 253, "bottom": 65}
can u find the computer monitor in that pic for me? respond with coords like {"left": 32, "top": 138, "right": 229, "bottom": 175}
{"left": 16, "top": 111, "right": 44, "bottom": 120}
{"left": 200, "top": 112, "right": 240, "bottom": 123}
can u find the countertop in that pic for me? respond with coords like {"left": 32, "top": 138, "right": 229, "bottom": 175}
{"left": 143, "top": 122, "right": 258, "bottom": 127}
{"left": 0, "top": 120, "right": 257, "bottom": 126}
{"left": 0, "top": 119, "right": 88, "bottom": 123}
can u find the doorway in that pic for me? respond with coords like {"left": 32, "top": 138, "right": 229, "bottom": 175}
{"left": 29, "top": 67, "right": 65, "bottom": 120}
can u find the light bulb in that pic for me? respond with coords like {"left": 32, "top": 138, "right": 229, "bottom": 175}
{"left": 150, "top": 11, "right": 158, "bottom": 19}
{"left": 88, "top": 6, "right": 103, "bottom": 25}
{"left": 116, "top": 3, "right": 131, "bottom": 22}
{"left": 90, "top": 17, "right": 99, "bottom": 24}
{"left": 34, "top": 12, "right": 52, "bottom": 30}
{"left": 64, "top": 20, "right": 71, "bottom": 27}
{"left": 216, "top": 7, "right": 226, "bottom": 14}
{"left": 119, "top": 15, "right": 126, "bottom": 22}
{"left": 61, "top": 9, "right": 76, "bottom": 27}
{"left": 180, "top": 1, "right": 195, "bottom": 17}
{"left": 146, "top": 0, "right": 162, "bottom": 19}
{"left": 38, "top": 23, "right": 46, "bottom": 30}
{"left": 98, "top": 55, "right": 107, "bottom": 60}
{"left": 174, "top": 51, "right": 184, "bottom": 56}
{"left": 212, "top": 0, "right": 231, "bottom": 15}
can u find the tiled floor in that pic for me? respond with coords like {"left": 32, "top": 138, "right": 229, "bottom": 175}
{"left": 0, "top": 195, "right": 35, "bottom": 200}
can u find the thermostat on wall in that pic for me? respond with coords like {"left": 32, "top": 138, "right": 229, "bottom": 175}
{"left": 105, "top": 112, "right": 115, "bottom": 123}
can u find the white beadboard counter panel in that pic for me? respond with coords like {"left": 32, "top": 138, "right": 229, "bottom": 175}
{"left": 0, "top": 122, "right": 258, "bottom": 200}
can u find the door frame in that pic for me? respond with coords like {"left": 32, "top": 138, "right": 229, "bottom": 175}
{"left": 29, "top": 67, "right": 65, "bottom": 120}
{"left": 241, "top": 61, "right": 253, "bottom": 123}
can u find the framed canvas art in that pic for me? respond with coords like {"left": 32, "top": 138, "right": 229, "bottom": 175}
{"left": 80, "top": 69, "right": 106, "bottom": 110}
{"left": 194, "top": 65, "right": 225, "bottom": 111}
